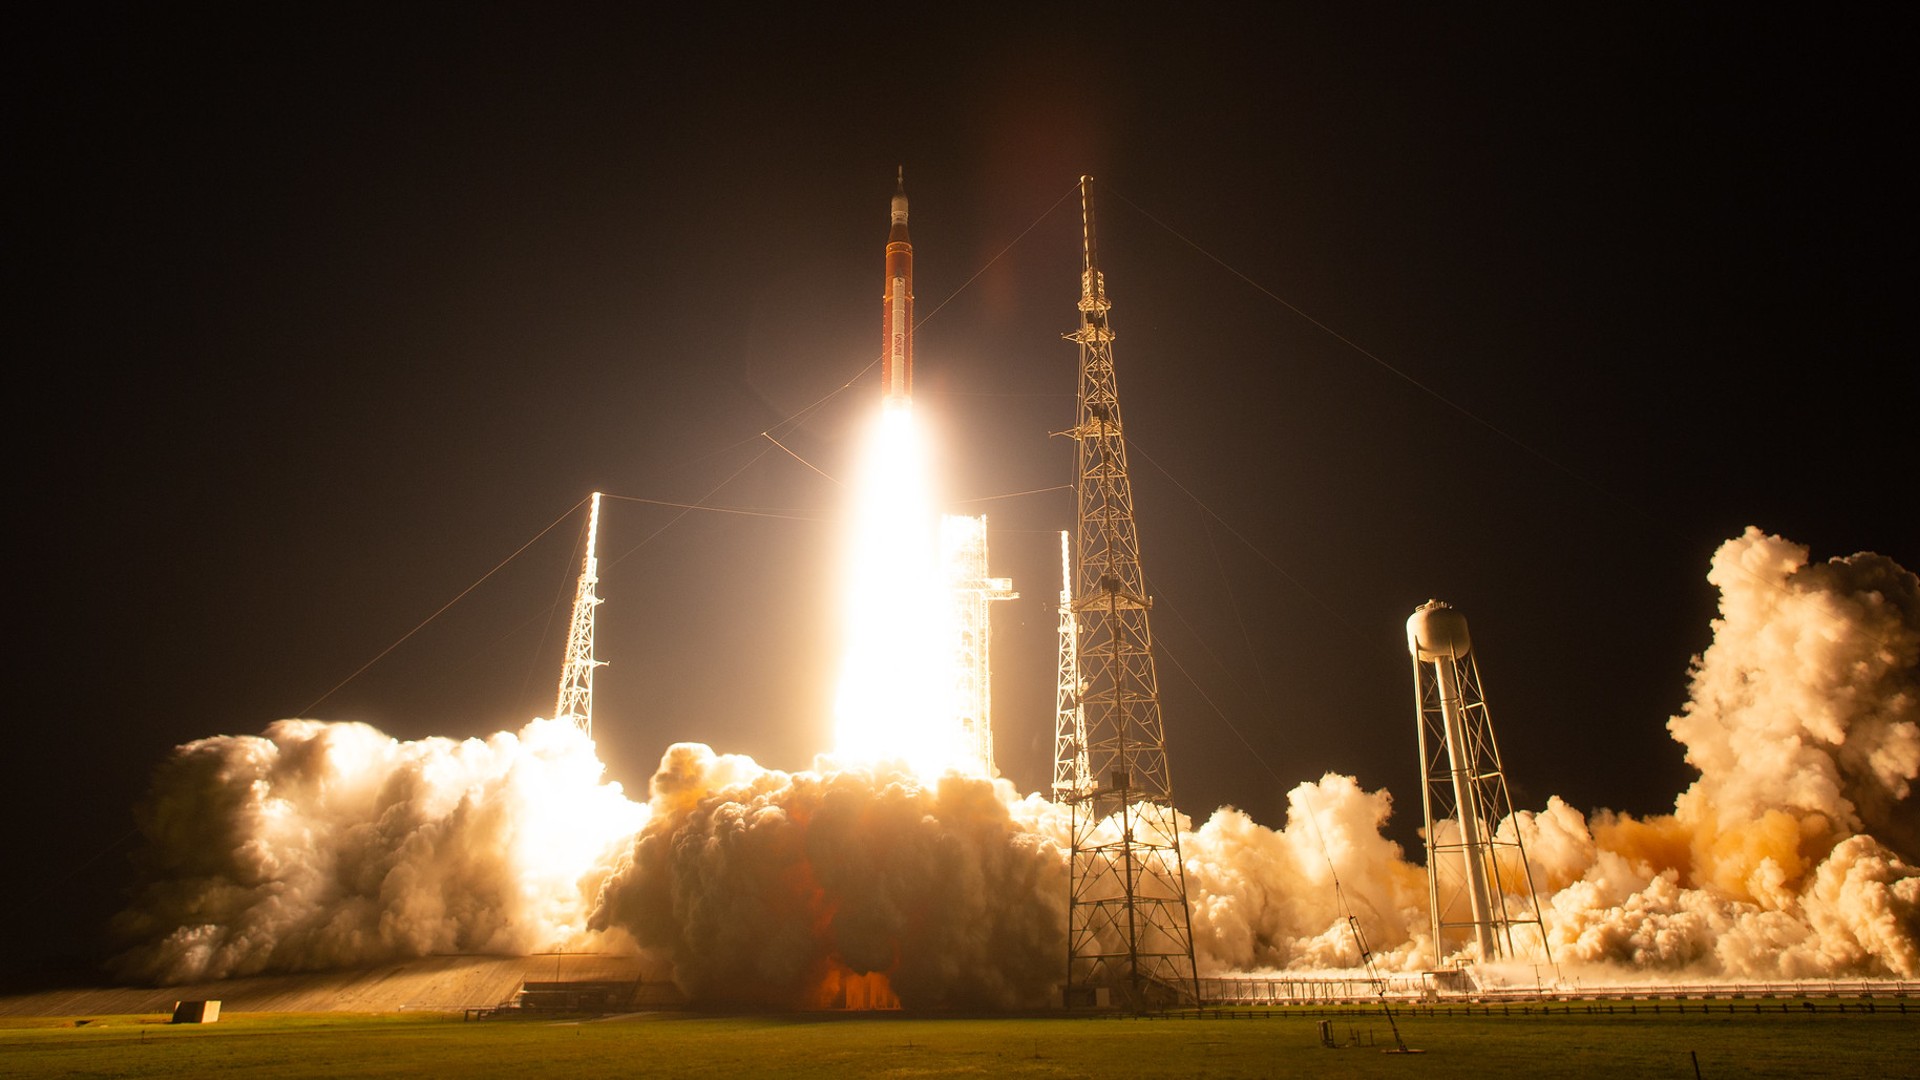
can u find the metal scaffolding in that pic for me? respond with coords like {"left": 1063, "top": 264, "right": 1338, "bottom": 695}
{"left": 1057, "top": 175, "right": 1199, "bottom": 1009}
{"left": 1052, "top": 530, "right": 1088, "bottom": 798}
{"left": 941, "top": 513, "right": 1016, "bottom": 779}
{"left": 553, "top": 492, "right": 605, "bottom": 737}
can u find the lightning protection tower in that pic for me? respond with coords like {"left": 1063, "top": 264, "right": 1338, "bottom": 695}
{"left": 553, "top": 492, "right": 605, "bottom": 737}
{"left": 1057, "top": 175, "right": 1199, "bottom": 1009}
{"left": 1407, "top": 599, "right": 1549, "bottom": 967}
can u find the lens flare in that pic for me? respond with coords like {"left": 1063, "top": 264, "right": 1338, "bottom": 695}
{"left": 831, "top": 401, "right": 966, "bottom": 779}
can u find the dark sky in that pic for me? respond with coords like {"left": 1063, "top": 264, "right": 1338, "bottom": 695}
{"left": 8, "top": 5, "right": 1909, "bottom": 980}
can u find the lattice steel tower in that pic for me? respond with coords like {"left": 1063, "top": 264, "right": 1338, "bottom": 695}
{"left": 1407, "top": 599, "right": 1550, "bottom": 967}
{"left": 553, "top": 492, "right": 604, "bottom": 737}
{"left": 941, "top": 513, "right": 1017, "bottom": 779}
{"left": 1057, "top": 175, "right": 1199, "bottom": 1008}
{"left": 1052, "top": 530, "right": 1088, "bottom": 799}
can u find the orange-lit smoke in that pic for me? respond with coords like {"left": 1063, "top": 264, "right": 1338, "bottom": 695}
{"left": 111, "top": 718, "right": 644, "bottom": 983}
{"left": 1179, "top": 529, "right": 1920, "bottom": 981}
{"left": 590, "top": 743, "right": 1066, "bottom": 1008}
{"left": 113, "top": 529, "right": 1919, "bottom": 996}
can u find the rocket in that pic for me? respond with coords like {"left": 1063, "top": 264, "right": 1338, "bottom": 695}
{"left": 882, "top": 167, "right": 913, "bottom": 402}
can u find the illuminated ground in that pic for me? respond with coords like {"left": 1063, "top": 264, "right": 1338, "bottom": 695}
{"left": 0, "top": 955, "right": 669, "bottom": 1018}
{"left": 3, "top": 1006, "right": 1915, "bottom": 1079}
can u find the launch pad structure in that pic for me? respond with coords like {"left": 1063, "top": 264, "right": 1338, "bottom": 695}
{"left": 540, "top": 180, "right": 1531, "bottom": 1010}
{"left": 1056, "top": 176, "right": 1201, "bottom": 1009}
{"left": 541, "top": 178, "right": 1531, "bottom": 1011}
{"left": 1053, "top": 530, "right": 1088, "bottom": 799}
{"left": 942, "top": 513, "right": 1017, "bottom": 779}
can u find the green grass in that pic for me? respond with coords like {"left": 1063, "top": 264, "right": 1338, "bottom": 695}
{"left": 2, "top": 1005, "right": 1913, "bottom": 1079}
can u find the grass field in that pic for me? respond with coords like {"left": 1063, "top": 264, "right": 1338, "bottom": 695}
{"left": 3, "top": 1004, "right": 1914, "bottom": 1079}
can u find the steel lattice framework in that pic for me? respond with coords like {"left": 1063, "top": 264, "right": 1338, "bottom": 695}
{"left": 1057, "top": 176, "right": 1198, "bottom": 1009}
{"left": 941, "top": 513, "right": 1017, "bottom": 779}
{"left": 553, "top": 491, "right": 604, "bottom": 737}
{"left": 1052, "top": 530, "right": 1088, "bottom": 798}
{"left": 1409, "top": 600, "right": 1550, "bottom": 968}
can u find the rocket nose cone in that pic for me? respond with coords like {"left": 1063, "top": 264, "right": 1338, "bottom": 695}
{"left": 892, "top": 168, "right": 909, "bottom": 224}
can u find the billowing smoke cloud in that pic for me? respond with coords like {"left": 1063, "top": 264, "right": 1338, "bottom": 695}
{"left": 114, "top": 529, "right": 1918, "bottom": 995}
{"left": 589, "top": 743, "right": 1066, "bottom": 1008}
{"left": 1672, "top": 528, "right": 1920, "bottom": 864}
{"left": 1181, "top": 528, "right": 1920, "bottom": 980}
{"left": 1537, "top": 528, "right": 1920, "bottom": 976}
{"left": 1181, "top": 774, "right": 1432, "bottom": 973}
{"left": 112, "top": 718, "right": 644, "bottom": 983}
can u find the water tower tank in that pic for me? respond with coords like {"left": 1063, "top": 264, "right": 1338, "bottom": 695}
{"left": 1407, "top": 600, "right": 1472, "bottom": 662}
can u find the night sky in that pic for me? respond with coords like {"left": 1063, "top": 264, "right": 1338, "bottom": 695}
{"left": 9, "top": 6, "right": 1909, "bottom": 982}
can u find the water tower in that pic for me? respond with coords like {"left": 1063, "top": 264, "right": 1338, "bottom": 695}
{"left": 1407, "top": 600, "right": 1550, "bottom": 967}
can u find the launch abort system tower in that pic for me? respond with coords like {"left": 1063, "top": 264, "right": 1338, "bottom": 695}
{"left": 1057, "top": 176, "right": 1200, "bottom": 1008}
{"left": 1407, "top": 599, "right": 1550, "bottom": 967}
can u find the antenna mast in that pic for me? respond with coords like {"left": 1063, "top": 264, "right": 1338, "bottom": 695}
{"left": 553, "top": 492, "right": 604, "bottom": 737}
{"left": 1058, "top": 176, "right": 1199, "bottom": 1009}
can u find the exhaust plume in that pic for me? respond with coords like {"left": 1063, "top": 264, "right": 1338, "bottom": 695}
{"left": 111, "top": 717, "right": 643, "bottom": 983}
{"left": 1179, "top": 529, "right": 1919, "bottom": 979}
{"left": 590, "top": 743, "right": 1067, "bottom": 1008}
{"left": 112, "top": 529, "right": 1916, "bottom": 995}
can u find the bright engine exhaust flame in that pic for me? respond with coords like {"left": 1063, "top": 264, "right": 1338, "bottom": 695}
{"left": 831, "top": 401, "right": 965, "bottom": 779}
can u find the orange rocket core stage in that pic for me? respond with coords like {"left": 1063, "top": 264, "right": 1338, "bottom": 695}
{"left": 883, "top": 168, "right": 913, "bottom": 401}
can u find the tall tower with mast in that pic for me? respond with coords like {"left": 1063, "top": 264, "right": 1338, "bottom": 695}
{"left": 553, "top": 492, "right": 604, "bottom": 737}
{"left": 1057, "top": 176, "right": 1199, "bottom": 1008}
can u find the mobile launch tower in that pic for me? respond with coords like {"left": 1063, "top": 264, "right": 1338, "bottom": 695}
{"left": 1056, "top": 176, "right": 1200, "bottom": 1008}
{"left": 1407, "top": 599, "right": 1549, "bottom": 966}
{"left": 1053, "top": 530, "right": 1088, "bottom": 799}
{"left": 942, "top": 513, "right": 1017, "bottom": 778}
